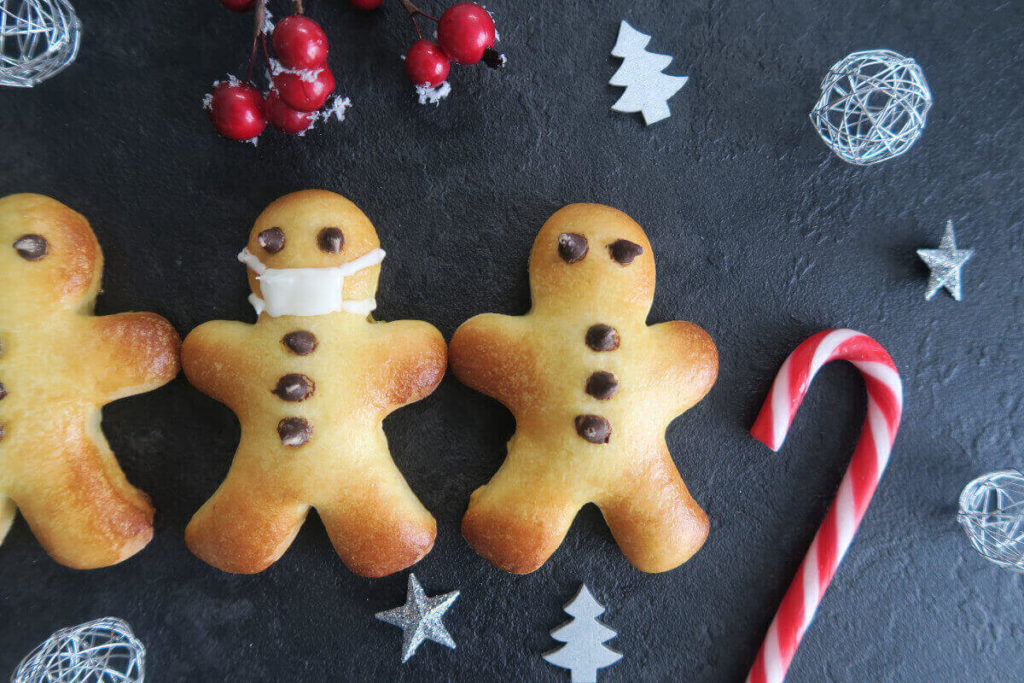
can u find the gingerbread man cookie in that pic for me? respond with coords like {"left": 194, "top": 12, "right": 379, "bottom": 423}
{"left": 450, "top": 204, "right": 718, "bottom": 574}
{"left": 182, "top": 190, "right": 445, "bottom": 576}
{"left": 0, "top": 193, "right": 180, "bottom": 569}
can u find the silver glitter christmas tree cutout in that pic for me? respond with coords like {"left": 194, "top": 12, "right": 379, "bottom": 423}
{"left": 375, "top": 573, "right": 459, "bottom": 663}
{"left": 958, "top": 470, "right": 1024, "bottom": 572}
{"left": 0, "top": 0, "right": 81, "bottom": 87}
{"left": 810, "top": 49, "right": 932, "bottom": 165}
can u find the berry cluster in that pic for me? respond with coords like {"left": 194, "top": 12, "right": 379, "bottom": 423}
{"left": 206, "top": 0, "right": 346, "bottom": 142}
{"left": 378, "top": 1, "right": 504, "bottom": 91}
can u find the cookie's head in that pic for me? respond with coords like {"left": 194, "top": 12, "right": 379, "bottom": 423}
{"left": 529, "top": 204, "right": 656, "bottom": 314}
{"left": 0, "top": 193, "right": 102, "bottom": 315}
{"left": 244, "top": 190, "right": 382, "bottom": 304}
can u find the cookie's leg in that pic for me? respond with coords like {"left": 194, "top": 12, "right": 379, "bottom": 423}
{"left": 599, "top": 452, "right": 709, "bottom": 573}
{"left": 9, "top": 437, "right": 154, "bottom": 569}
{"left": 461, "top": 464, "right": 581, "bottom": 574}
{"left": 317, "top": 466, "right": 436, "bottom": 578}
{"left": 0, "top": 495, "right": 17, "bottom": 545}
{"left": 186, "top": 467, "right": 309, "bottom": 574}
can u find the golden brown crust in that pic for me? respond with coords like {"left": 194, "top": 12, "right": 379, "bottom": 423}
{"left": 0, "top": 193, "right": 179, "bottom": 569}
{"left": 182, "top": 190, "right": 444, "bottom": 576}
{"left": 450, "top": 203, "right": 718, "bottom": 574}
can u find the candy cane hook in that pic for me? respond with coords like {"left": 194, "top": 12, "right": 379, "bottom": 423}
{"left": 747, "top": 329, "right": 903, "bottom": 683}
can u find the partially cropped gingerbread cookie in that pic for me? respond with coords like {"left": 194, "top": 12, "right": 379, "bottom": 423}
{"left": 0, "top": 193, "right": 180, "bottom": 569}
{"left": 182, "top": 190, "right": 445, "bottom": 577}
{"left": 450, "top": 203, "right": 718, "bottom": 574}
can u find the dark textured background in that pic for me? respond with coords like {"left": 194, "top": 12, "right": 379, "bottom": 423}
{"left": 1, "top": 0, "right": 1023, "bottom": 681}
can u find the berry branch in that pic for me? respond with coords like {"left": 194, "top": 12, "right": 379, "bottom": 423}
{"left": 207, "top": 0, "right": 506, "bottom": 142}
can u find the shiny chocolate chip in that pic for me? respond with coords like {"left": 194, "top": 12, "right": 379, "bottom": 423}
{"left": 13, "top": 234, "right": 48, "bottom": 261}
{"left": 258, "top": 227, "right": 286, "bottom": 254}
{"left": 557, "top": 232, "right": 588, "bottom": 264}
{"left": 585, "top": 324, "right": 620, "bottom": 352}
{"left": 585, "top": 371, "right": 618, "bottom": 400}
{"left": 272, "top": 374, "right": 315, "bottom": 402}
{"left": 277, "top": 417, "right": 312, "bottom": 447}
{"left": 317, "top": 227, "right": 344, "bottom": 254}
{"left": 0, "top": 382, "right": 6, "bottom": 400}
{"left": 608, "top": 239, "right": 643, "bottom": 265}
{"left": 575, "top": 415, "right": 611, "bottom": 444}
{"left": 282, "top": 331, "right": 318, "bottom": 355}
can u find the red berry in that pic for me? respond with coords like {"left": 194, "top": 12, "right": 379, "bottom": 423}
{"left": 273, "top": 66, "right": 335, "bottom": 112}
{"left": 405, "top": 40, "right": 451, "bottom": 88}
{"left": 272, "top": 15, "right": 328, "bottom": 70}
{"left": 207, "top": 81, "right": 266, "bottom": 141}
{"left": 437, "top": 2, "right": 496, "bottom": 65}
{"left": 349, "top": 0, "right": 385, "bottom": 8}
{"left": 265, "top": 90, "right": 315, "bottom": 135}
{"left": 219, "top": 0, "right": 255, "bottom": 12}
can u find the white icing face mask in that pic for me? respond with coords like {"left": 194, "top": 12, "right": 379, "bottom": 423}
{"left": 237, "top": 246, "right": 385, "bottom": 317}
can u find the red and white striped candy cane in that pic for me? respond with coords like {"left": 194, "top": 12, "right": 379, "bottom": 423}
{"left": 746, "top": 329, "right": 903, "bottom": 683}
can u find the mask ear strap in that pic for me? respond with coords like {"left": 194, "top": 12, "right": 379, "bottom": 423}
{"left": 338, "top": 248, "right": 385, "bottom": 276}
{"left": 237, "top": 248, "right": 268, "bottom": 275}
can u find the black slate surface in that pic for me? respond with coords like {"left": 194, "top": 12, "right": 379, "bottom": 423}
{"left": 1, "top": 1, "right": 1023, "bottom": 681}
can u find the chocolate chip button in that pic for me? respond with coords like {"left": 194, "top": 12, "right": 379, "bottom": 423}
{"left": 282, "top": 331, "right": 318, "bottom": 355}
{"left": 608, "top": 239, "right": 643, "bottom": 265}
{"left": 0, "top": 424, "right": 5, "bottom": 442}
{"left": 557, "top": 232, "right": 588, "bottom": 263}
{"left": 277, "top": 417, "right": 312, "bottom": 447}
{"left": 317, "top": 227, "right": 344, "bottom": 254}
{"left": 13, "top": 234, "right": 48, "bottom": 261}
{"left": 272, "top": 374, "right": 315, "bottom": 402}
{"left": 575, "top": 415, "right": 611, "bottom": 444}
{"left": 585, "top": 371, "right": 618, "bottom": 400}
{"left": 585, "top": 324, "right": 620, "bottom": 352}
{"left": 0, "top": 382, "right": 6, "bottom": 400}
{"left": 257, "top": 227, "right": 286, "bottom": 254}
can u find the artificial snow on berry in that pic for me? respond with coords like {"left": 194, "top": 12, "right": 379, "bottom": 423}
{"left": 207, "top": 80, "right": 266, "bottom": 141}
{"left": 272, "top": 15, "right": 328, "bottom": 70}
{"left": 273, "top": 66, "right": 335, "bottom": 111}
{"left": 349, "top": 0, "right": 385, "bottom": 8}
{"left": 265, "top": 90, "right": 315, "bottom": 134}
{"left": 219, "top": 0, "right": 256, "bottom": 12}
{"left": 437, "top": 2, "right": 496, "bottom": 65}
{"left": 405, "top": 40, "right": 451, "bottom": 88}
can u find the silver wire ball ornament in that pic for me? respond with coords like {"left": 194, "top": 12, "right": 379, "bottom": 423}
{"left": 958, "top": 470, "right": 1024, "bottom": 572}
{"left": 0, "top": 0, "right": 81, "bottom": 88}
{"left": 809, "top": 49, "right": 932, "bottom": 165}
{"left": 11, "top": 617, "right": 145, "bottom": 683}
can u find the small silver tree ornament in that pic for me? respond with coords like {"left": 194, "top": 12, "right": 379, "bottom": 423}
{"left": 809, "top": 49, "right": 932, "bottom": 165}
{"left": 543, "top": 584, "right": 622, "bottom": 683}
{"left": 0, "top": 0, "right": 81, "bottom": 88}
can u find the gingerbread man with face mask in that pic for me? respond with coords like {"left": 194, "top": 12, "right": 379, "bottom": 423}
{"left": 182, "top": 190, "right": 445, "bottom": 577}
{"left": 0, "top": 193, "right": 180, "bottom": 569}
{"left": 450, "top": 203, "right": 718, "bottom": 574}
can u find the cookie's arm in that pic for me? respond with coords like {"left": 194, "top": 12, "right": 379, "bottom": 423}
{"left": 180, "top": 320, "right": 251, "bottom": 408}
{"left": 86, "top": 312, "right": 181, "bottom": 402}
{"left": 449, "top": 313, "right": 535, "bottom": 413}
{"left": 370, "top": 320, "right": 447, "bottom": 414}
{"left": 648, "top": 321, "right": 718, "bottom": 419}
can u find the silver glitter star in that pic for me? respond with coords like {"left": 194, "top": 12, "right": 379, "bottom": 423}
{"left": 917, "top": 220, "right": 975, "bottom": 301}
{"left": 375, "top": 573, "right": 459, "bottom": 663}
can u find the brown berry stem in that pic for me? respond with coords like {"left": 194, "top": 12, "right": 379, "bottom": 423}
{"left": 247, "top": 0, "right": 267, "bottom": 83}
{"left": 397, "top": 0, "right": 438, "bottom": 41}
{"left": 293, "top": 0, "right": 304, "bottom": 14}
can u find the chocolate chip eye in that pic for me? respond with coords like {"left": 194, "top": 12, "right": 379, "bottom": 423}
{"left": 557, "top": 232, "right": 588, "bottom": 263}
{"left": 258, "top": 227, "right": 286, "bottom": 254}
{"left": 608, "top": 239, "right": 643, "bottom": 265}
{"left": 317, "top": 227, "right": 344, "bottom": 254}
{"left": 13, "top": 234, "right": 48, "bottom": 261}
